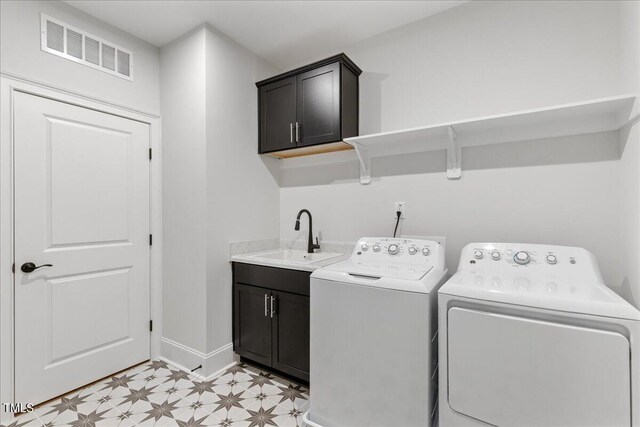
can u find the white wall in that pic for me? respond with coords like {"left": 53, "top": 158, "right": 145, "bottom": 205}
{"left": 161, "top": 27, "right": 208, "bottom": 354}
{"left": 346, "top": 0, "right": 620, "bottom": 135}
{"left": 280, "top": 133, "right": 622, "bottom": 284}
{"left": 618, "top": 0, "right": 640, "bottom": 307}
{"left": 280, "top": 1, "right": 629, "bottom": 288}
{"left": 160, "top": 24, "right": 280, "bottom": 374}
{"left": 0, "top": 0, "right": 160, "bottom": 115}
{"left": 204, "top": 25, "right": 280, "bottom": 357}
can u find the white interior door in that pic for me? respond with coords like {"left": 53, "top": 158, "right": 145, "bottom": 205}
{"left": 14, "top": 92, "right": 150, "bottom": 405}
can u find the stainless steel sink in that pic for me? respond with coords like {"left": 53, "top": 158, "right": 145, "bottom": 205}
{"left": 250, "top": 250, "right": 343, "bottom": 265}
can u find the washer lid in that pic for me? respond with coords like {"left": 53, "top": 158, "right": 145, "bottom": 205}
{"left": 439, "top": 271, "right": 640, "bottom": 320}
{"left": 322, "top": 259, "right": 432, "bottom": 281}
{"left": 312, "top": 260, "right": 444, "bottom": 294}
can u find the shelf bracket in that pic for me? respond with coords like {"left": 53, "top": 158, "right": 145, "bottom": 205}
{"left": 447, "top": 125, "right": 461, "bottom": 180}
{"left": 352, "top": 142, "right": 371, "bottom": 185}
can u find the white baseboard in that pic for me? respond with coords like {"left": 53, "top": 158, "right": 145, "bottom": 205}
{"left": 160, "top": 337, "right": 235, "bottom": 380}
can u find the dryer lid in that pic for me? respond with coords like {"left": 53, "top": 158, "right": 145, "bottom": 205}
{"left": 439, "top": 270, "right": 640, "bottom": 320}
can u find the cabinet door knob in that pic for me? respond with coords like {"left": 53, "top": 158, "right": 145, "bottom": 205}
{"left": 270, "top": 295, "right": 276, "bottom": 318}
{"left": 295, "top": 122, "right": 300, "bottom": 142}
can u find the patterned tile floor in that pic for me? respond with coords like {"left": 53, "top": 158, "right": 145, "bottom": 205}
{"left": 5, "top": 360, "right": 309, "bottom": 427}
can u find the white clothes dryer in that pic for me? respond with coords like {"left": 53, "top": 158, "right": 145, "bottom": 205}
{"left": 439, "top": 243, "right": 640, "bottom": 427}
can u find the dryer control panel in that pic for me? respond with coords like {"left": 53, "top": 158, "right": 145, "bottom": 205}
{"left": 458, "top": 243, "right": 602, "bottom": 279}
{"left": 352, "top": 237, "right": 445, "bottom": 266}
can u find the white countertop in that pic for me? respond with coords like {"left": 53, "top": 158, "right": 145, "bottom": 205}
{"left": 230, "top": 249, "right": 350, "bottom": 272}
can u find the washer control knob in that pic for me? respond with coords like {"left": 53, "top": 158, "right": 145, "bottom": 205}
{"left": 491, "top": 251, "right": 501, "bottom": 260}
{"left": 514, "top": 251, "right": 531, "bottom": 265}
{"left": 546, "top": 255, "right": 557, "bottom": 265}
{"left": 388, "top": 244, "right": 399, "bottom": 255}
{"left": 474, "top": 250, "right": 484, "bottom": 259}
{"left": 372, "top": 245, "right": 380, "bottom": 252}
{"left": 408, "top": 247, "right": 417, "bottom": 255}
{"left": 422, "top": 248, "right": 430, "bottom": 256}
{"left": 361, "top": 243, "right": 369, "bottom": 251}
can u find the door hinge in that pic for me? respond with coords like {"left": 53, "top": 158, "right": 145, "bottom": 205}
{"left": 149, "top": 234, "right": 153, "bottom": 245}
{"left": 149, "top": 320, "right": 153, "bottom": 332}
{"left": 12, "top": 263, "right": 15, "bottom": 274}
{"left": 149, "top": 148, "right": 152, "bottom": 160}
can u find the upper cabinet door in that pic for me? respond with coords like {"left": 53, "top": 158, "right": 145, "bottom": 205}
{"left": 259, "top": 77, "right": 297, "bottom": 153}
{"left": 296, "top": 62, "right": 341, "bottom": 147}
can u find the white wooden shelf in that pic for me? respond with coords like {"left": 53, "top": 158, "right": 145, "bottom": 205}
{"left": 344, "top": 94, "right": 637, "bottom": 184}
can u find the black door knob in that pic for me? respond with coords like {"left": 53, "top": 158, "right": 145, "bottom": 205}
{"left": 21, "top": 262, "right": 53, "bottom": 273}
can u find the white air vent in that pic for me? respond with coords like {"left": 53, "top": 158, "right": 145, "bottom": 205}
{"left": 117, "top": 50, "right": 131, "bottom": 77}
{"left": 46, "top": 20, "right": 64, "bottom": 53}
{"left": 66, "top": 28, "right": 83, "bottom": 59}
{"left": 85, "top": 37, "right": 100, "bottom": 65}
{"left": 40, "top": 14, "right": 133, "bottom": 81}
{"left": 102, "top": 44, "right": 116, "bottom": 71}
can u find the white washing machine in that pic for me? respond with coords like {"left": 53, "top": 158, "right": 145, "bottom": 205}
{"left": 304, "top": 237, "right": 448, "bottom": 427}
{"left": 439, "top": 243, "right": 640, "bottom": 427}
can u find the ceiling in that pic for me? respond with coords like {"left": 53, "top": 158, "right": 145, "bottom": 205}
{"left": 64, "top": 0, "right": 466, "bottom": 68}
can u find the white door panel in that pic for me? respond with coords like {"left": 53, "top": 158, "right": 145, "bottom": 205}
{"left": 49, "top": 268, "right": 131, "bottom": 360}
{"left": 48, "top": 117, "right": 132, "bottom": 246}
{"left": 447, "top": 307, "right": 631, "bottom": 427}
{"left": 14, "top": 92, "right": 150, "bottom": 405}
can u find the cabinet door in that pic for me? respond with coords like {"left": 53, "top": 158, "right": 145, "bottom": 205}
{"left": 234, "top": 284, "right": 272, "bottom": 366}
{"left": 296, "top": 62, "right": 341, "bottom": 147}
{"left": 271, "top": 291, "right": 310, "bottom": 381}
{"left": 259, "top": 77, "right": 297, "bottom": 153}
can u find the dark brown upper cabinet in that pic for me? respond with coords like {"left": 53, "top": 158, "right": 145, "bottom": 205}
{"left": 256, "top": 53, "right": 361, "bottom": 158}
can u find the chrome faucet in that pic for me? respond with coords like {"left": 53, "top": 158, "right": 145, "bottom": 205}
{"left": 295, "top": 209, "right": 320, "bottom": 254}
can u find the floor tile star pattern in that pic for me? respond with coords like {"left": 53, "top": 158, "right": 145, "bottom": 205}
{"left": 4, "top": 360, "right": 309, "bottom": 427}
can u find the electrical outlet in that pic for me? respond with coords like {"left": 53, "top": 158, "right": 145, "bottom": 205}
{"left": 394, "top": 202, "right": 405, "bottom": 219}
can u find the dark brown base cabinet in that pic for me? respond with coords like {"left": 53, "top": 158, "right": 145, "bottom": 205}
{"left": 232, "top": 262, "right": 310, "bottom": 382}
{"left": 256, "top": 53, "right": 361, "bottom": 157}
